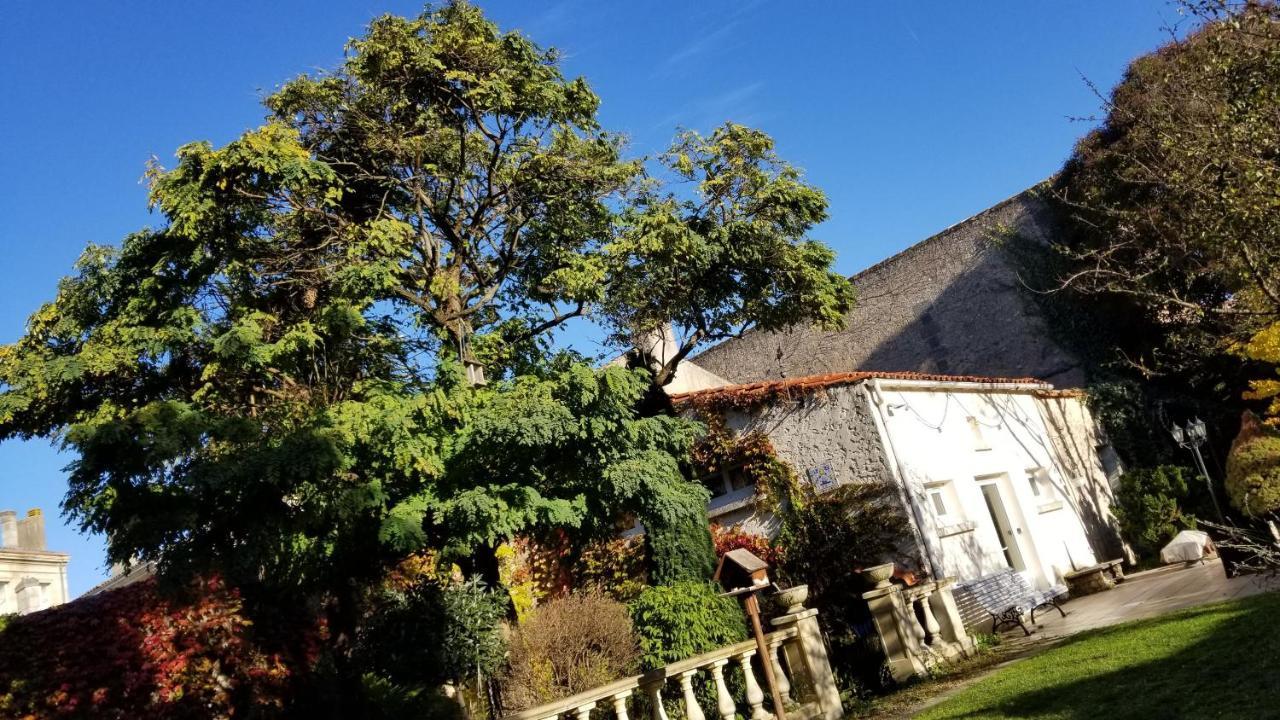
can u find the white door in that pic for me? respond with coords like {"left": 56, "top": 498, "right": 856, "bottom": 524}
{"left": 979, "top": 481, "right": 1026, "bottom": 572}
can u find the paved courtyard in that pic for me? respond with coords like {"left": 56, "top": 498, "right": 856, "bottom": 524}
{"left": 1014, "top": 558, "right": 1277, "bottom": 641}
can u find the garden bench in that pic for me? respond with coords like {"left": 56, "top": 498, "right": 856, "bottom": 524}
{"left": 956, "top": 569, "right": 1067, "bottom": 636}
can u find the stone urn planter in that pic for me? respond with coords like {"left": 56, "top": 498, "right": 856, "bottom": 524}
{"left": 773, "top": 584, "right": 809, "bottom": 614}
{"left": 862, "top": 563, "right": 895, "bottom": 589}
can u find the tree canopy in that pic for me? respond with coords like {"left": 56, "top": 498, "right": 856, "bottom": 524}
{"left": 0, "top": 5, "right": 851, "bottom": 709}
{"left": 1052, "top": 1, "right": 1280, "bottom": 419}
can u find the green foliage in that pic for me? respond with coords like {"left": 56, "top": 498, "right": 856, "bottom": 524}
{"left": 629, "top": 582, "right": 747, "bottom": 670}
{"left": 1112, "top": 466, "right": 1198, "bottom": 559}
{"left": 359, "top": 674, "right": 465, "bottom": 720}
{"left": 777, "top": 480, "right": 912, "bottom": 693}
{"left": 0, "top": 2, "right": 851, "bottom": 714}
{"left": 501, "top": 592, "right": 641, "bottom": 711}
{"left": 608, "top": 123, "right": 854, "bottom": 385}
{"left": 356, "top": 577, "right": 507, "bottom": 689}
{"left": 1226, "top": 412, "right": 1280, "bottom": 517}
{"left": 1053, "top": 2, "right": 1280, "bottom": 411}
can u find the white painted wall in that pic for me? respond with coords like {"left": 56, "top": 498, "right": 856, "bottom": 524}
{"left": 867, "top": 381, "right": 1100, "bottom": 590}
{"left": 0, "top": 550, "right": 70, "bottom": 613}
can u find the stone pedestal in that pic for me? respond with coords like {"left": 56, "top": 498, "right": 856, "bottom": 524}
{"left": 862, "top": 578, "right": 976, "bottom": 683}
{"left": 862, "top": 585, "right": 926, "bottom": 682}
{"left": 770, "top": 608, "right": 842, "bottom": 720}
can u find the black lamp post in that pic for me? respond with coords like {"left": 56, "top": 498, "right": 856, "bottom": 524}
{"left": 1171, "top": 417, "right": 1224, "bottom": 521}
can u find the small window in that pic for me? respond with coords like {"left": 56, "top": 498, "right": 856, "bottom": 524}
{"left": 727, "top": 467, "right": 754, "bottom": 492}
{"left": 700, "top": 466, "right": 755, "bottom": 500}
{"left": 930, "top": 490, "right": 948, "bottom": 516}
{"left": 1027, "top": 468, "right": 1055, "bottom": 500}
{"left": 967, "top": 417, "right": 991, "bottom": 451}
{"left": 925, "top": 480, "right": 962, "bottom": 523}
{"left": 699, "top": 472, "right": 729, "bottom": 499}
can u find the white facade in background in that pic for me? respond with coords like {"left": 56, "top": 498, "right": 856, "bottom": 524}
{"left": 673, "top": 369, "right": 1125, "bottom": 592}
{"left": 869, "top": 381, "right": 1103, "bottom": 590}
{"left": 0, "top": 508, "right": 70, "bottom": 614}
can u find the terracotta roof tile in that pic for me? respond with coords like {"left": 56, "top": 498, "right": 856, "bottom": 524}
{"left": 670, "top": 370, "right": 1051, "bottom": 410}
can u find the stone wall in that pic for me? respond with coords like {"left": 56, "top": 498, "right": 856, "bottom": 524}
{"left": 703, "top": 384, "right": 922, "bottom": 568}
{"left": 1034, "top": 393, "right": 1132, "bottom": 563}
{"left": 692, "top": 189, "right": 1085, "bottom": 387}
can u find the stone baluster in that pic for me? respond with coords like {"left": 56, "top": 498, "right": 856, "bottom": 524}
{"left": 767, "top": 638, "right": 793, "bottom": 706}
{"left": 929, "top": 578, "right": 974, "bottom": 653}
{"left": 917, "top": 586, "right": 942, "bottom": 645}
{"left": 641, "top": 679, "right": 669, "bottom": 720}
{"left": 709, "top": 659, "right": 736, "bottom": 720}
{"left": 573, "top": 702, "right": 595, "bottom": 720}
{"left": 735, "top": 651, "right": 768, "bottom": 720}
{"left": 904, "top": 593, "right": 928, "bottom": 651}
{"left": 612, "top": 690, "right": 633, "bottom": 720}
{"left": 678, "top": 670, "right": 706, "bottom": 720}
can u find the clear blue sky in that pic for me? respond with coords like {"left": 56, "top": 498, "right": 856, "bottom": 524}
{"left": 0, "top": 1, "right": 1176, "bottom": 595}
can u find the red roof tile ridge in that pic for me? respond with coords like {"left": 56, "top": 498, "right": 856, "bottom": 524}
{"left": 670, "top": 370, "right": 1051, "bottom": 406}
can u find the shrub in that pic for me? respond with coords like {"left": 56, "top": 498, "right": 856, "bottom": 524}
{"left": 502, "top": 591, "right": 641, "bottom": 711}
{"left": 356, "top": 577, "right": 507, "bottom": 689}
{"left": 710, "top": 524, "right": 784, "bottom": 567}
{"left": 0, "top": 577, "right": 317, "bottom": 719}
{"left": 1226, "top": 412, "right": 1280, "bottom": 517}
{"left": 775, "top": 480, "right": 914, "bottom": 695}
{"left": 1113, "top": 465, "right": 1198, "bottom": 558}
{"left": 628, "top": 582, "right": 747, "bottom": 670}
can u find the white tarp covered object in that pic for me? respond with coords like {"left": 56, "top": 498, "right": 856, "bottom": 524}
{"left": 1160, "top": 529, "right": 1214, "bottom": 564}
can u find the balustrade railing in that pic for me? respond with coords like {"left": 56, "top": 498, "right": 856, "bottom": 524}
{"left": 862, "top": 577, "right": 974, "bottom": 682}
{"left": 502, "top": 598, "right": 842, "bottom": 720}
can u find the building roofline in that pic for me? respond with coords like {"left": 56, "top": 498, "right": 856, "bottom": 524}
{"left": 849, "top": 182, "right": 1050, "bottom": 283}
{"left": 691, "top": 181, "right": 1053, "bottom": 366}
{"left": 670, "top": 370, "right": 1053, "bottom": 409}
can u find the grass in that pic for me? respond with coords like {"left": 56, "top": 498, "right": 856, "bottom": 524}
{"left": 914, "top": 590, "right": 1280, "bottom": 719}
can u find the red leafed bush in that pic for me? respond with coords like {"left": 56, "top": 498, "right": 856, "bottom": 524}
{"left": 0, "top": 576, "right": 321, "bottom": 719}
{"left": 710, "top": 523, "right": 784, "bottom": 567}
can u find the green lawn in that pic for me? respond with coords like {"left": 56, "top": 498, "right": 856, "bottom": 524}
{"left": 917, "top": 590, "right": 1280, "bottom": 720}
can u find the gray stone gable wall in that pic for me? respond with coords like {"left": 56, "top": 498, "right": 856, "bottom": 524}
{"left": 692, "top": 189, "right": 1085, "bottom": 388}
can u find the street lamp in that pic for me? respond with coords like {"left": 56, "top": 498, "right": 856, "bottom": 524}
{"left": 1170, "top": 417, "right": 1224, "bottom": 520}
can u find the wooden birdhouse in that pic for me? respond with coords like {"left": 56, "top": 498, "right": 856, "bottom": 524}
{"left": 714, "top": 548, "right": 771, "bottom": 595}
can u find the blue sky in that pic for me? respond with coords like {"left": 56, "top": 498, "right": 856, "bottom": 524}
{"left": 0, "top": 1, "right": 1177, "bottom": 595}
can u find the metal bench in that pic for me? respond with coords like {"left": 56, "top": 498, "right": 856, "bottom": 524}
{"left": 956, "top": 569, "right": 1067, "bottom": 636}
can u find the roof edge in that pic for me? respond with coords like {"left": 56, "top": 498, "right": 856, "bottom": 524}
{"left": 670, "top": 370, "right": 1052, "bottom": 409}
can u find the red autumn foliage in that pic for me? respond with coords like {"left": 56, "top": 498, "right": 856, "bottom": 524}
{"left": 0, "top": 576, "right": 323, "bottom": 719}
{"left": 710, "top": 524, "right": 784, "bottom": 567}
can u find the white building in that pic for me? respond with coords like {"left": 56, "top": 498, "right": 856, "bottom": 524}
{"left": 0, "top": 508, "right": 70, "bottom": 613}
{"left": 670, "top": 369, "right": 1126, "bottom": 592}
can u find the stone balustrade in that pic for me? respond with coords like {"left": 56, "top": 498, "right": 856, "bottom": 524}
{"left": 502, "top": 599, "right": 842, "bottom": 720}
{"left": 862, "top": 577, "right": 974, "bottom": 682}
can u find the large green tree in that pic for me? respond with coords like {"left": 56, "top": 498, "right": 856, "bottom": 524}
{"left": 0, "top": 2, "right": 851, "bottom": 712}
{"left": 1053, "top": 1, "right": 1280, "bottom": 389}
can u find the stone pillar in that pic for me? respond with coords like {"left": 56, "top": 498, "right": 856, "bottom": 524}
{"left": 770, "top": 608, "right": 842, "bottom": 720}
{"left": 862, "top": 585, "right": 927, "bottom": 683}
{"left": 17, "top": 509, "right": 45, "bottom": 550}
{"left": 0, "top": 511, "right": 17, "bottom": 548}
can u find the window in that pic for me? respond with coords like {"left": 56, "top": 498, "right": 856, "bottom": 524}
{"left": 1026, "top": 468, "right": 1055, "bottom": 500}
{"left": 929, "top": 489, "right": 948, "bottom": 516}
{"left": 924, "top": 480, "right": 962, "bottom": 522}
{"left": 967, "top": 417, "right": 991, "bottom": 451}
{"left": 700, "top": 466, "right": 755, "bottom": 500}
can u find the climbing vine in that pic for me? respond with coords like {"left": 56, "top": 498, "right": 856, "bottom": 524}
{"left": 688, "top": 412, "right": 803, "bottom": 516}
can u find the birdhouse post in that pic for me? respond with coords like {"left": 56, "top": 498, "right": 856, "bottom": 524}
{"left": 714, "top": 548, "right": 788, "bottom": 720}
